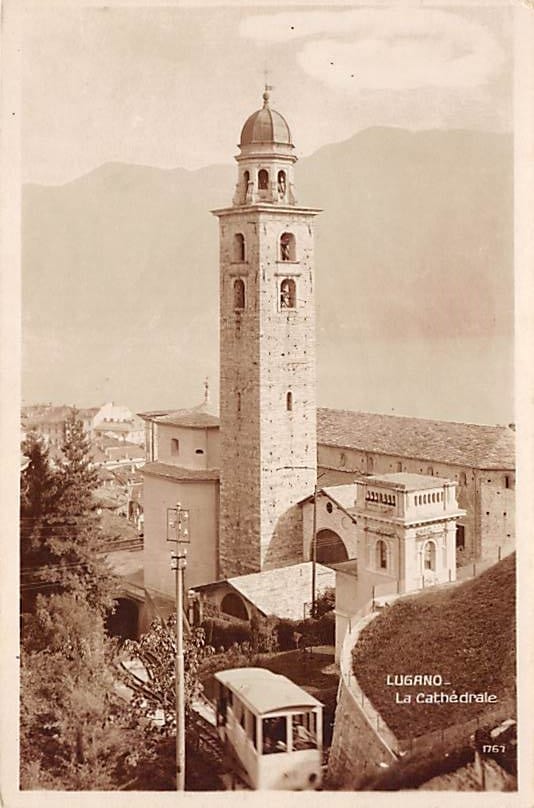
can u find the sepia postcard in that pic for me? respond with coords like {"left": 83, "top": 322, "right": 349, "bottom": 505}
{"left": 1, "top": 0, "right": 533, "bottom": 806}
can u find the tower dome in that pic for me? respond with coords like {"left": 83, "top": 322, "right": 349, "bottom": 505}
{"left": 239, "top": 88, "right": 293, "bottom": 148}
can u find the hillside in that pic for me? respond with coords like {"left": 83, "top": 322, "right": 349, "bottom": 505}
{"left": 352, "top": 554, "right": 516, "bottom": 739}
{"left": 22, "top": 128, "right": 513, "bottom": 413}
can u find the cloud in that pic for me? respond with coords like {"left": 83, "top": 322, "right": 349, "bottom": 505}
{"left": 239, "top": 9, "right": 505, "bottom": 91}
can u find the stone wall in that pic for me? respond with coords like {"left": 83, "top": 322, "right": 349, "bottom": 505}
{"left": 218, "top": 207, "right": 318, "bottom": 576}
{"left": 318, "top": 445, "right": 515, "bottom": 562}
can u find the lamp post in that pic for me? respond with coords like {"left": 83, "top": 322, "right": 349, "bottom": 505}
{"left": 167, "top": 502, "right": 190, "bottom": 791}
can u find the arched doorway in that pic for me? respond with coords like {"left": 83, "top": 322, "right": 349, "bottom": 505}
{"left": 106, "top": 597, "right": 139, "bottom": 641}
{"left": 316, "top": 529, "right": 349, "bottom": 565}
{"left": 221, "top": 592, "right": 249, "bottom": 621}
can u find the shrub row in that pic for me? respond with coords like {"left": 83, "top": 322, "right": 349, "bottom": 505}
{"left": 200, "top": 610, "right": 335, "bottom": 653}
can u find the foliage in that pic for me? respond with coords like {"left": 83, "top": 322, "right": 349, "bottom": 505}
{"left": 20, "top": 593, "right": 143, "bottom": 790}
{"left": 352, "top": 554, "right": 516, "bottom": 738}
{"left": 354, "top": 742, "right": 475, "bottom": 791}
{"left": 120, "top": 615, "right": 213, "bottom": 734}
{"left": 314, "top": 587, "right": 335, "bottom": 618}
{"left": 20, "top": 408, "right": 117, "bottom": 616}
{"left": 200, "top": 609, "right": 335, "bottom": 653}
{"left": 200, "top": 616, "right": 251, "bottom": 649}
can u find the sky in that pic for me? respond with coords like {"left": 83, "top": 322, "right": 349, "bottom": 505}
{"left": 22, "top": 2, "right": 513, "bottom": 185}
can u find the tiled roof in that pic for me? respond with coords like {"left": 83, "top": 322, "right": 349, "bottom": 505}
{"left": 158, "top": 410, "right": 220, "bottom": 428}
{"left": 142, "top": 461, "right": 220, "bottom": 482}
{"left": 139, "top": 405, "right": 219, "bottom": 429}
{"left": 226, "top": 562, "right": 335, "bottom": 620}
{"left": 317, "top": 408, "right": 515, "bottom": 470}
{"left": 321, "top": 484, "right": 357, "bottom": 510}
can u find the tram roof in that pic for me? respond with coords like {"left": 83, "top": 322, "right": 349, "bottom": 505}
{"left": 214, "top": 667, "right": 322, "bottom": 715}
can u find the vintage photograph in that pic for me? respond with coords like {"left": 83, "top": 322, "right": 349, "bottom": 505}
{"left": 11, "top": 0, "right": 522, "bottom": 796}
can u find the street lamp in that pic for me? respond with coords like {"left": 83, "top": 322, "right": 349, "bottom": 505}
{"left": 167, "top": 502, "right": 190, "bottom": 791}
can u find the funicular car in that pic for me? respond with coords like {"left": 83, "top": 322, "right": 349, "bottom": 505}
{"left": 214, "top": 667, "right": 323, "bottom": 790}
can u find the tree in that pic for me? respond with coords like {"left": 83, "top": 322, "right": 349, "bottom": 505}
{"left": 20, "top": 593, "right": 145, "bottom": 790}
{"left": 20, "top": 408, "right": 116, "bottom": 616}
{"left": 117, "top": 615, "right": 215, "bottom": 789}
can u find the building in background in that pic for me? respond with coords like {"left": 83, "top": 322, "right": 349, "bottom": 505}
{"left": 317, "top": 409, "right": 515, "bottom": 562}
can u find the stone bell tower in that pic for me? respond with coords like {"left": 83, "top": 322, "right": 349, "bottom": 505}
{"left": 213, "top": 88, "right": 321, "bottom": 578}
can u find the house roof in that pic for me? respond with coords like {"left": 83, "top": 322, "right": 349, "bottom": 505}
{"left": 139, "top": 404, "right": 219, "bottom": 429}
{"left": 214, "top": 668, "right": 321, "bottom": 716}
{"left": 317, "top": 408, "right": 515, "bottom": 470}
{"left": 195, "top": 561, "right": 335, "bottom": 620}
{"left": 142, "top": 461, "right": 220, "bottom": 482}
{"left": 321, "top": 484, "right": 357, "bottom": 510}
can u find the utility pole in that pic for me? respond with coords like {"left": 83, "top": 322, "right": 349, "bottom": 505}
{"left": 311, "top": 482, "right": 318, "bottom": 619}
{"left": 311, "top": 471, "right": 329, "bottom": 618}
{"left": 167, "top": 502, "right": 190, "bottom": 791}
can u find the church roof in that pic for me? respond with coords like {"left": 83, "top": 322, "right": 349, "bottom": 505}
{"left": 317, "top": 408, "right": 515, "bottom": 470}
{"left": 240, "top": 89, "right": 292, "bottom": 147}
{"left": 139, "top": 403, "right": 219, "bottom": 429}
{"left": 141, "top": 461, "right": 219, "bottom": 482}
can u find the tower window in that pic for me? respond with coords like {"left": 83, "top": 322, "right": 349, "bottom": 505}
{"left": 237, "top": 392, "right": 241, "bottom": 413}
{"left": 280, "top": 278, "right": 296, "bottom": 309}
{"left": 277, "top": 170, "right": 287, "bottom": 197}
{"left": 286, "top": 391, "right": 293, "bottom": 411}
{"left": 234, "top": 233, "right": 246, "bottom": 262}
{"left": 258, "top": 169, "right": 269, "bottom": 190}
{"left": 171, "top": 439, "right": 180, "bottom": 457}
{"left": 242, "top": 170, "right": 250, "bottom": 203}
{"left": 233, "top": 278, "right": 245, "bottom": 309}
{"left": 424, "top": 541, "right": 436, "bottom": 571}
{"left": 280, "top": 232, "right": 296, "bottom": 261}
{"left": 376, "top": 539, "right": 388, "bottom": 570}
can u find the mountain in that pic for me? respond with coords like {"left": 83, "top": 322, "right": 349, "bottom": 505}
{"left": 22, "top": 128, "right": 513, "bottom": 417}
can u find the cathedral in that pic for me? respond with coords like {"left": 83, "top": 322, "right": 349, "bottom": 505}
{"left": 134, "top": 90, "right": 512, "bottom": 634}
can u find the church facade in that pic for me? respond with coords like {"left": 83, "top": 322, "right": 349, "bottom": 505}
{"left": 134, "top": 91, "right": 513, "bottom": 633}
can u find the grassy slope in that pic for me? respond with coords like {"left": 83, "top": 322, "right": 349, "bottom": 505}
{"left": 352, "top": 554, "right": 516, "bottom": 739}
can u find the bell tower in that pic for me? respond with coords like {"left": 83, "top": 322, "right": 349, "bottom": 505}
{"left": 213, "top": 88, "right": 321, "bottom": 577}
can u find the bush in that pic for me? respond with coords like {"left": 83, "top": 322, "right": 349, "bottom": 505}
{"left": 314, "top": 587, "right": 335, "bottom": 618}
{"left": 358, "top": 743, "right": 474, "bottom": 790}
{"left": 200, "top": 617, "right": 251, "bottom": 649}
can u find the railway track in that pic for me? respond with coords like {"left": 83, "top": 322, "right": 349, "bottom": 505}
{"left": 192, "top": 713, "right": 251, "bottom": 790}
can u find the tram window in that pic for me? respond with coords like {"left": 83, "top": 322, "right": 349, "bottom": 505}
{"left": 292, "top": 712, "right": 318, "bottom": 750}
{"left": 262, "top": 716, "right": 287, "bottom": 754}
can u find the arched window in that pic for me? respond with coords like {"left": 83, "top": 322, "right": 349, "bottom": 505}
{"left": 424, "top": 541, "right": 436, "bottom": 571}
{"left": 280, "top": 232, "right": 296, "bottom": 261}
{"left": 280, "top": 278, "right": 296, "bottom": 309}
{"left": 233, "top": 278, "right": 245, "bottom": 309}
{"left": 316, "top": 529, "right": 349, "bottom": 564}
{"left": 234, "top": 233, "right": 246, "bottom": 262}
{"left": 376, "top": 539, "right": 388, "bottom": 570}
{"left": 286, "top": 391, "right": 293, "bottom": 411}
{"left": 240, "top": 170, "right": 250, "bottom": 203}
{"left": 221, "top": 593, "right": 249, "bottom": 621}
{"left": 258, "top": 169, "right": 269, "bottom": 190}
{"left": 277, "top": 170, "right": 287, "bottom": 197}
